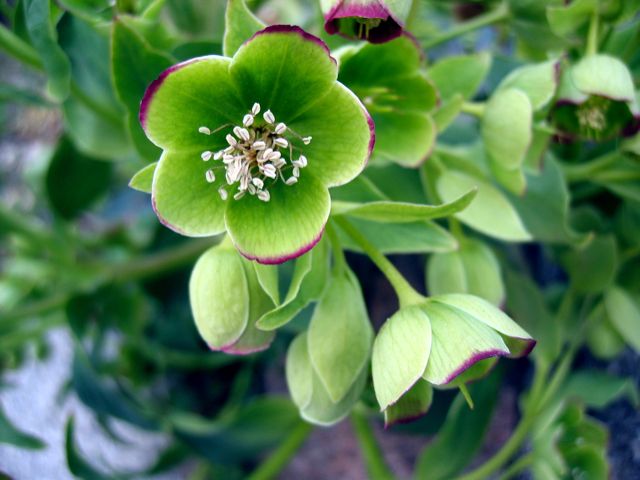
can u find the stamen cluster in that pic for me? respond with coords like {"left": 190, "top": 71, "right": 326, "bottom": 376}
{"left": 198, "top": 103, "right": 312, "bottom": 202}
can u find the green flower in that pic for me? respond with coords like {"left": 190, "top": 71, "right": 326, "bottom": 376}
{"left": 552, "top": 54, "right": 639, "bottom": 141}
{"left": 372, "top": 294, "right": 535, "bottom": 411}
{"left": 139, "top": 26, "right": 373, "bottom": 264}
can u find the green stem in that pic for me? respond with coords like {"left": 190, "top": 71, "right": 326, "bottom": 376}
{"left": 499, "top": 452, "right": 535, "bottom": 480}
{"left": 0, "top": 24, "right": 42, "bottom": 69}
{"left": 3, "top": 238, "right": 214, "bottom": 322}
{"left": 334, "top": 216, "right": 425, "bottom": 307}
{"left": 422, "top": 2, "right": 509, "bottom": 49}
{"left": 460, "top": 101, "right": 486, "bottom": 118}
{"left": 326, "top": 221, "right": 348, "bottom": 272}
{"left": 560, "top": 152, "right": 618, "bottom": 182}
{"left": 586, "top": 9, "right": 599, "bottom": 56}
{"left": 247, "top": 421, "right": 313, "bottom": 480}
{"left": 351, "top": 408, "right": 395, "bottom": 480}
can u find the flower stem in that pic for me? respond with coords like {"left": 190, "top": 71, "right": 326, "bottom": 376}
{"left": 498, "top": 452, "right": 535, "bottom": 480}
{"left": 351, "top": 408, "right": 395, "bottom": 480}
{"left": 0, "top": 24, "right": 42, "bottom": 69}
{"left": 326, "top": 221, "right": 347, "bottom": 272}
{"left": 334, "top": 216, "right": 425, "bottom": 308}
{"left": 460, "top": 101, "right": 486, "bottom": 118}
{"left": 586, "top": 9, "right": 599, "bottom": 56}
{"left": 246, "top": 421, "right": 313, "bottom": 480}
{"left": 422, "top": 2, "right": 509, "bottom": 49}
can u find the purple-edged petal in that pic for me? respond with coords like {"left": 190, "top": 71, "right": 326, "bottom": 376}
{"left": 324, "top": 0, "right": 404, "bottom": 43}
{"left": 152, "top": 149, "right": 227, "bottom": 236}
{"left": 422, "top": 301, "right": 510, "bottom": 386}
{"left": 224, "top": 173, "right": 330, "bottom": 264}
{"left": 288, "top": 82, "right": 374, "bottom": 187}
{"left": 140, "top": 56, "right": 244, "bottom": 151}
{"left": 229, "top": 25, "right": 337, "bottom": 123}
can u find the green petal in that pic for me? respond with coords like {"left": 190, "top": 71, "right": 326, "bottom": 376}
{"left": 129, "top": 162, "right": 157, "bottom": 194}
{"left": 229, "top": 26, "right": 337, "bottom": 121}
{"left": 433, "top": 294, "right": 535, "bottom": 357}
{"left": 225, "top": 173, "right": 330, "bottom": 264}
{"left": 286, "top": 333, "right": 314, "bottom": 410}
{"left": 288, "top": 82, "right": 372, "bottom": 187}
{"left": 140, "top": 56, "right": 243, "bottom": 151}
{"left": 152, "top": 150, "right": 226, "bottom": 236}
{"left": 383, "top": 379, "right": 433, "bottom": 427}
{"left": 372, "top": 306, "right": 432, "bottom": 410}
{"left": 189, "top": 247, "right": 249, "bottom": 349}
{"left": 308, "top": 268, "right": 373, "bottom": 403}
{"left": 422, "top": 301, "right": 509, "bottom": 385}
{"left": 571, "top": 54, "right": 635, "bottom": 102}
{"left": 496, "top": 60, "right": 559, "bottom": 111}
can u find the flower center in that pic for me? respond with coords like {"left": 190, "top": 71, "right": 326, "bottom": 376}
{"left": 198, "top": 103, "right": 312, "bottom": 202}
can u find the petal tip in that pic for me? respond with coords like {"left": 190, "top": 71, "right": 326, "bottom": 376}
{"left": 440, "top": 348, "right": 509, "bottom": 385}
{"left": 246, "top": 25, "right": 336, "bottom": 65}
{"left": 235, "top": 225, "right": 326, "bottom": 265}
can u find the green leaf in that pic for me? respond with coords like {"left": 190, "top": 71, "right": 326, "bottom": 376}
{"left": 257, "top": 238, "right": 329, "bottom": 330}
{"left": 497, "top": 60, "right": 559, "bottom": 110}
{"left": 563, "top": 370, "right": 639, "bottom": 409}
{"left": 331, "top": 188, "right": 476, "bottom": 223}
{"left": 585, "top": 303, "right": 626, "bottom": 360}
{"left": 384, "top": 380, "right": 433, "bottom": 427}
{"left": 286, "top": 333, "right": 314, "bottom": 410}
{"left": 225, "top": 173, "right": 330, "bottom": 264}
{"left": 189, "top": 246, "right": 249, "bottom": 349}
{"left": 66, "top": 417, "right": 113, "bottom": 480}
{"left": 111, "top": 20, "right": 174, "bottom": 161}
{"left": 337, "top": 219, "right": 457, "bottom": 254}
{"left": 374, "top": 112, "right": 436, "bottom": 167}
{"left": 0, "top": 405, "right": 45, "bottom": 449}
{"left": 509, "top": 156, "right": 588, "bottom": 244}
{"left": 427, "top": 238, "right": 505, "bottom": 306}
{"left": 428, "top": 52, "right": 492, "bottom": 101}
{"left": 46, "top": 136, "right": 113, "bottom": 219}
{"left": 372, "top": 306, "right": 432, "bottom": 410}
{"left": 546, "top": 0, "right": 596, "bottom": 37}
{"left": 128, "top": 162, "right": 156, "bottom": 193}
{"left": 223, "top": 0, "right": 265, "bottom": 57}
{"left": 504, "top": 270, "right": 561, "bottom": 364}
{"left": 436, "top": 169, "right": 532, "bottom": 242}
{"left": 421, "top": 300, "right": 509, "bottom": 385}
{"left": 24, "top": 0, "right": 71, "bottom": 101}
{"left": 562, "top": 235, "right": 618, "bottom": 294}
{"left": 415, "top": 370, "right": 501, "bottom": 480}
{"left": 432, "top": 94, "right": 464, "bottom": 133}
{"left": 482, "top": 88, "right": 532, "bottom": 171}
{"left": 308, "top": 268, "right": 372, "bottom": 403}
{"left": 604, "top": 286, "right": 640, "bottom": 352}
{"left": 253, "top": 263, "right": 280, "bottom": 305}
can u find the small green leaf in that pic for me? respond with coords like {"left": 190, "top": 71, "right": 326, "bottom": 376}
{"left": 308, "top": 268, "right": 372, "bottom": 403}
{"left": 482, "top": 88, "right": 532, "bottom": 171}
{"left": 372, "top": 306, "right": 432, "bottom": 410}
{"left": 604, "top": 286, "right": 640, "bottom": 352}
{"left": 433, "top": 94, "right": 464, "bottom": 133}
{"left": 46, "top": 136, "right": 113, "bottom": 219}
{"left": 427, "top": 238, "right": 505, "bottom": 306}
{"left": 0, "top": 405, "right": 45, "bottom": 449}
{"left": 546, "top": 0, "right": 596, "bottom": 37}
{"left": 24, "top": 0, "right": 71, "bottom": 101}
{"left": 563, "top": 370, "right": 639, "bottom": 409}
{"left": 331, "top": 188, "right": 476, "bottom": 223}
{"left": 189, "top": 246, "right": 249, "bottom": 349}
{"left": 384, "top": 380, "right": 433, "bottom": 427}
{"left": 585, "top": 303, "right": 626, "bottom": 360}
{"left": 66, "top": 417, "right": 112, "bottom": 480}
{"left": 428, "top": 52, "right": 492, "bottom": 101}
{"left": 562, "top": 235, "right": 618, "bottom": 294}
{"left": 286, "top": 333, "right": 314, "bottom": 410}
{"left": 436, "top": 170, "right": 532, "bottom": 242}
{"left": 223, "top": 0, "right": 265, "bottom": 57}
{"left": 128, "top": 162, "right": 157, "bottom": 193}
{"left": 497, "top": 60, "right": 559, "bottom": 110}
{"left": 253, "top": 263, "right": 280, "bottom": 305}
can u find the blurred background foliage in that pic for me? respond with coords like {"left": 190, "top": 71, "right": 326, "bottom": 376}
{"left": 0, "top": 0, "right": 639, "bottom": 478}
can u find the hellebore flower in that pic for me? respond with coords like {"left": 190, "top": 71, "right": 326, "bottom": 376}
{"left": 189, "top": 240, "right": 275, "bottom": 354}
{"left": 372, "top": 294, "right": 535, "bottom": 411}
{"left": 321, "top": 0, "right": 412, "bottom": 43}
{"left": 552, "top": 54, "right": 639, "bottom": 141}
{"left": 139, "top": 26, "right": 373, "bottom": 264}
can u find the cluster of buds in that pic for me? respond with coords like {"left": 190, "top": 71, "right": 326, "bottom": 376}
{"left": 198, "top": 103, "right": 312, "bottom": 202}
